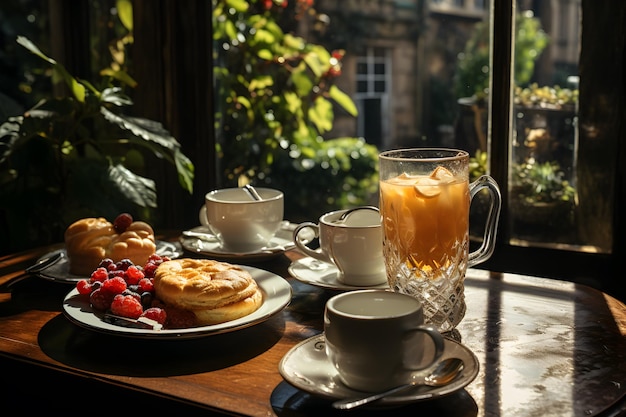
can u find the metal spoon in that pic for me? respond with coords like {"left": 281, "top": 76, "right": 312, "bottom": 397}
{"left": 336, "top": 205, "right": 379, "bottom": 222}
{"left": 331, "top": 357, "right": 465, "bottom": 410}
{"left": 25, "top": 251, "right": 65, "bottom": 274}
{"left": 243, "top": 184, "right": 262, "bottom": 201}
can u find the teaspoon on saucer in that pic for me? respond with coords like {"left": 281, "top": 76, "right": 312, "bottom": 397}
{"left": 331, "top": 357, "right": 465, "bottom": 410}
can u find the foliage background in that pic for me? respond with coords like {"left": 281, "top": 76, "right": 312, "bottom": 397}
{"left": 213, "top": 0, "right": 379, "bottom": 220}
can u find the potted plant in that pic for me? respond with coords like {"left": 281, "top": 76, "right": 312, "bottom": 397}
{"left": 510, "top": 159, "right": 575, "bottom": 228}
{"left": 0, "top": 37, "right": 194, "bottom": 253}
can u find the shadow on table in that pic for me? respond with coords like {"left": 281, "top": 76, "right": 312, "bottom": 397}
{"left": 38, "top": 313, "right": 286, "bottom": 376}
{"left": 270, "top": 381, "right": 479, "bottom": 416}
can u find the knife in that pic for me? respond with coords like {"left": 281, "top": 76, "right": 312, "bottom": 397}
{"left": 103, "top": 313, "right": 163, "bottom": 331}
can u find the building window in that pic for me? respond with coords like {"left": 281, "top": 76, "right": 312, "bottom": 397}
{"left": 355, "top": 47, "right": 391, "bottom": 147}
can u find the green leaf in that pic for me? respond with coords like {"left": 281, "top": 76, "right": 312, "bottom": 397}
{"left": 0, "top": 117, "right": 22, "bottom": 165}
{"left": 16, "top": 36, "right": 56, "bottom": 65}
{"left": 116, "top": 0, "right": 133, "bottom": 31}
{"left": 100, "top": 68, "right": 138, "bottom": 88}
{"left": 100, "top": 87, "right": 134, "bottom": 107}
{"left": 249, "top": 75, "right": 274, "bottom": 92}
{"left": 283, "top": 34, "right": 305, "bottom": 50}
{"left": 257, "top": 49, "right": 274, "bottom": 60}
{"left": 174, "top": 149, "right": 195, "bottom": 193}
{"left": 283, "top": 91, "right": 302, "bottom": 114}
{"left": 308, "top": 97, "right": 333, "bottom": 133}
{"left": 100, "top": 107, "right": 181, "bottom": 151}
{"left": 17, "top": 36, "right": 87, "bottom": 103}
{"left": 108, "top": 164, "right": 157, "bottom": 207}
{"left": 252, "top": 28, "right": 276, "bottom": 45}
{"left": 225, "top": 0, "right": 249, "bottom": 12}
{"left": 291, "top": 62, "right": 313, "bottom": 96}
{"left": 329, "top": 85, "right": 358, "bottom": 117}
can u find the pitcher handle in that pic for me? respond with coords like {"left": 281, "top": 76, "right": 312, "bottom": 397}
{"left": 468, "top": 175, "right": 502, "bottom": 267}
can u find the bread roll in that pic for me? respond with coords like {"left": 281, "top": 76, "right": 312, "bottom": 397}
{"left": 64, "top": 217, "right": 156, "bottom": 275}
{"left": 153, "top": 258, "right": 263, "bottom": 325}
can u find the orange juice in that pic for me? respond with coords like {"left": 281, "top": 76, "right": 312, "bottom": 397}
{"left": 379, "top": 167, "right": 470, "bottom": 275}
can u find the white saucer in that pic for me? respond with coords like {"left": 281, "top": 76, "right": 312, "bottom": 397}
{"left": 34, "top": 241, "right": 182, "bottom": 283}
{"left": 180, "top": 221, "right": 296, "bottom": 261}
{"left": 279, "top": 334, "right": 479, "bottom": 406}
{"left": 288, "top": 257, "right": 389, "bottom": 290}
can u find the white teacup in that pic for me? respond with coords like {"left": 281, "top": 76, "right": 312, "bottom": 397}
{"left": 200, "top": 187, "right": 284, "bottom": 251}
{"left": 324, "top": 290, "right": 445, "bottom": 392}
{"left": 293, "top": 207, "right": 386, "bottom": 286}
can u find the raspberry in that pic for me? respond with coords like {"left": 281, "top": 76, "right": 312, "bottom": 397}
{"left": 143, "top": 262, "right": 159, "bottom": 279}
{"left": 110, "top": 294, "right": 143, "bottom": 319}
{"left": 76, "top": 279, "right": 92, "bottom": 295}
{"left": 165, "top": 306, "right": 198, "bottom": 329}
{"left": 90, "top": 288, "right": 114, "bottom": 311}
{"left": 141, "top": 307, "right": 167, "bottom": 325}
{"left": 147, "top": 254, "right": 163, "bottom": 263}
{"left": 113, "top": 213, "right": 133, "bottom": 233}
{"left": 125, "top": 265, "right": 145, "bottom": 285}
{"left": 137, "top": 277, "right": 154, "bottom": 293}
{"left": 101, "top": 276, "right": 127, "bottom": 295}
{"left": 90, "top": 267, "right": 109, "bottom": 283}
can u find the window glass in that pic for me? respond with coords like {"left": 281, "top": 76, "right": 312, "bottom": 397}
{"left": 509, "top": 2, "right": 593, "bottom": 251}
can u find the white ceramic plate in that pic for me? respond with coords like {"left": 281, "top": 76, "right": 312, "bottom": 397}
{"left": 34, "top": 241, "right": 182, "bottom": 283}
{"left": 288, "top": 257, "right": 389, "bottom": 290}
{"left": 180, "top": 221, "right": 297, "bottom": 261}
{"left": 62, "top": 265, "right": 292, "bottom": 339}
{"left": 279, "top": 334, "right": 479, "bottom": 406}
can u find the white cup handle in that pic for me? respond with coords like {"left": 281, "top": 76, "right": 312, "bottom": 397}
{"left": 293, "top": 222, "right": 332, "bottom": 263}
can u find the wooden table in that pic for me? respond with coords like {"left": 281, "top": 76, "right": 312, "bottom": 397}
{"left": 1, "top": 240, "right": 626, "bottom": 416}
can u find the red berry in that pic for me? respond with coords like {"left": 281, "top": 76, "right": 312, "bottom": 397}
{"left": 125, "top": 265, "right": 145, "bottom": 285}
{"left": 110, "top": 294, "right": 143, "bottom": 319}
{"left": 76, "top": 279, "right": 92, "bottom": 295}
{"left": 141, "top": 307, "right": 167, "bottom": 325}
{"left": 101, "top": 276, "right": 127, "bottom": 295}
{"left": 113, "top": 213, "right": 133, "bottom": 233}
{"left": 143, "top": 262, "right": 159, "bottom": 279}
{"left": 138, "top": 277, "right": 154, "bottom": 293}
{"left": 90, "top": 267, "right": 109, "bottom": 283}
{"left": 147, "top": 254, "right": 163, "bottom": 263}
{"left": 90, "top": 288, "right": 114, "bottom": 311}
